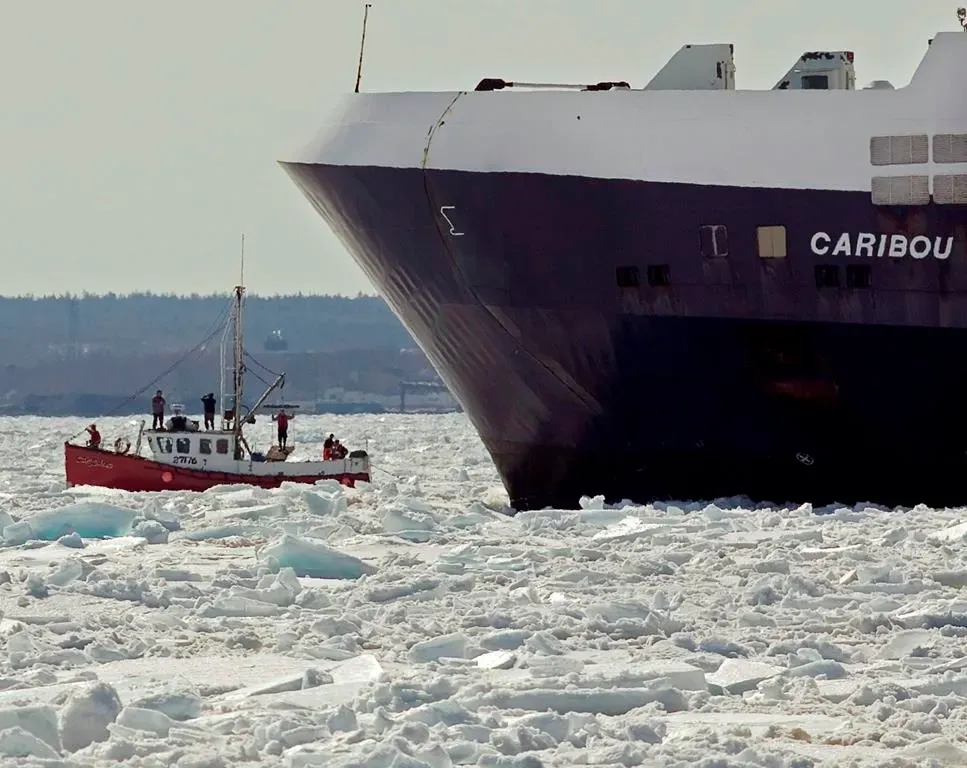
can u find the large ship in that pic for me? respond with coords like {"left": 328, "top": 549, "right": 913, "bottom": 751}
{"left": 281, "top": 17, "right": 967, "bottom": 511}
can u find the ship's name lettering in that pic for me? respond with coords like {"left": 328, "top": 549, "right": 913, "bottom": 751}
{"left": 171, "top": 456, "right": 198, "bottom": 466}
{"left": 76, "top": 456, "right": 113, "bottom": 470}
{"left": 810, "top": 232, "right": 953, "bottom": 260}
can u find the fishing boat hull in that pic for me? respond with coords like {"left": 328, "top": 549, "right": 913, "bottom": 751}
{"left": 64, "top": 444, "right": 369, "bottom": 493}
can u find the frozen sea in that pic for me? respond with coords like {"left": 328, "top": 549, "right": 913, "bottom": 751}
{"left": 3, "top": 413, "right": 967, "bottom": 766}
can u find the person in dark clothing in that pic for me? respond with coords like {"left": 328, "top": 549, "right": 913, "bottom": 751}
{"left": 323, "top": 433, "right": 335, "bottom": 460}
{"left": 151, "top": 390, "right": 166, "bottom": 429}
{"left": 201, "top": 393, "right": 216, "bottom": 430}
{"left": 272, "top": 409, "right": 290, "bottom": 448}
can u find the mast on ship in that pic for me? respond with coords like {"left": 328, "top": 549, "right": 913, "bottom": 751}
{"left": 354, "top": 3, "right": 372, "bottom": 93}
{"left": 217, "top": 233, "right": 287, "bottom": 460}
{"left": 232, "top": 235, "right": 245, "bottom": 457}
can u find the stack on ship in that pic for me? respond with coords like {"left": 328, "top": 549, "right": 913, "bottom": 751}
{"left": 281, "top": 14, "right": 967, "bottom": 511}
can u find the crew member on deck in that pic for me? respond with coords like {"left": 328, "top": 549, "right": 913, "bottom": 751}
{"left": 86, "top": 424, "right": 101, "bottom": 449}
{"left": 332, "top": 439, "right": 348, "bottom": 459}
{"left": 323, "top": 433, "right": 335, "bottom": 460}
{"left": 151, "top": 390, "right": 166, "bottom": 430}
{"left": 273, "top": 409, "right": 291, "bottom": 448}
{"left": 201, "top": 393, "right": 216, "bottom": 430}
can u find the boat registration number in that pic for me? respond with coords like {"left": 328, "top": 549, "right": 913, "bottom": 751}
{"left": 171, "top": 456, "right": 199, "bottom": 466}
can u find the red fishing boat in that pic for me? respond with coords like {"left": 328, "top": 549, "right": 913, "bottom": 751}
{"left": 64, "top": 249, "right": 371, "bottom": 492}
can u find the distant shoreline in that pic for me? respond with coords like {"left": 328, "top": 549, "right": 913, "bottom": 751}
{"left": 0, "top": 403, "right": 461, "bottom": 419}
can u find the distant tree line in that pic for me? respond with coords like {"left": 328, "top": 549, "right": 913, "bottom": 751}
{"left": 0, "top": 346, "right": 443, "bottom": 415}
{"left": 0, "top": 292, "right": 416, "bottom": 366}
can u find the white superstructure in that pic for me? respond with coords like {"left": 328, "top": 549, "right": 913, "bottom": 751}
{"left": 287, "top": 31, "right": 967, "bottom": 201}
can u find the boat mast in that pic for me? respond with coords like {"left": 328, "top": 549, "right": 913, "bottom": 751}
{"left": 233, "top": 235, "right": 246, "bottom": 456}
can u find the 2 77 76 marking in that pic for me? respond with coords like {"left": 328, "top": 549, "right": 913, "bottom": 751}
{"left": 439, "top": 206, "right": 464, "bottom": 236}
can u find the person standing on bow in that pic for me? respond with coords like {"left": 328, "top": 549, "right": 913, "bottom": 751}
{"left": 86, "top": 423, "right": 101, "bottom": 449}
{"left": 151, "top": 390, "right": 166, "bottom": 430}
{"left": 272, "top": 408, "right": 291, "bottom": 448}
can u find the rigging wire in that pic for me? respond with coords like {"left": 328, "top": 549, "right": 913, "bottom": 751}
{"left": 244, "top": 366, "right": 275, "bottom": 391}
{"left": 242, "top": 349, "right": 283, "bottom": 379}
{"left": 238, "top": 349, "right": 286, "bottom": 410}
{"left": 66, "top": 296, "right": 235, "bottom": 442}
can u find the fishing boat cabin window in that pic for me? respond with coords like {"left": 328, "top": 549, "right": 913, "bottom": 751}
{"left": 199, "top": 439, "right": 212, "bottom": 455}
{"left": 216, "top": 439, "right": 229, "bottom": 455}
{"left": 157, "top": 437, "right": 173, "bottom": 454}
{"left": 175, "top": 438, "right": 191, "bottom": 454}
{"left": 700, "top": 225, "right": 729, "bottom": 258}
{"left": 757, "top": 226, "right": 787, "bottom": 259}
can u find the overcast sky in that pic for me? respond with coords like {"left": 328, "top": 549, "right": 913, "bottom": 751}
{"left": 0, "top": 0, "right": 959, "bottom": 297}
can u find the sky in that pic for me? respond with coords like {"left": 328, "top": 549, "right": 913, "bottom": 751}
{"left": 0, "top": 0, "right": 961, "bottom": 298}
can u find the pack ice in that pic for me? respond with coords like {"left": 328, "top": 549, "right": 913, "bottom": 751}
{"left": 0, "top": 413, "right": 967, "bottom": 766}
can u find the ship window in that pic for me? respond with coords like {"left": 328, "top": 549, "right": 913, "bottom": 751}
{"left": 216, "top": 438, "right": 229, "bottom": 455}
{"left": 846, "top": 264, "right": 872, "bottom": 289}
{"left": 802, "top": 74, "right": 829, "bottom": 90}
{"left": 815, "top": 265, "right": 840, "bottom": 288}
{"left": 157, "top": 437, "right": 172, "bottom": 454}
{"left": 199, "top": 439, "right": 212, "bottom": 455}
{"left": 700, "top": 225, "right": 728, "bottom": 258}
{"left": 616, "top": 266, "right": 639, "bottom": 288}
{"left": 757, "top": 226, "right": 787, "bottom": 259}
{"left": 175, "top": 438, "right": 191, "bottom": 454}
{"left": 871, "top": 175, "right": 931, "bottom": 205}
{"left": 871, "top": 135, "right": 929, "bottom": 166}
{"left": 933, "top": 174, "right": 967, "bottom": 205}
{"left": 933, "top": 134, "right": 967, "bottom": 164}
{"left": 647, "top": 264, "right": 671, "bottom": 287}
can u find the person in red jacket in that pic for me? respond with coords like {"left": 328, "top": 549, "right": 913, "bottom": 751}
{"left": 86, "top": 424, "right": 101, "bottom": 449}
{"left": 272, "top": 409, "right": 291, "bottom": 448}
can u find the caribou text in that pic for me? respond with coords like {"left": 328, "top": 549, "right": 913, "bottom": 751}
{"left": 810, "top": 232, "right": 953, "bottom": 260}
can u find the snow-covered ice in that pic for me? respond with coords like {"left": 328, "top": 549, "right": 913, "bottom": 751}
{"left": 3, "top": 413, "right": 967, "bottom": 765}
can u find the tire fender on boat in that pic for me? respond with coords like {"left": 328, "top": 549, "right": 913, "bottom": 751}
{"left": 114, "top": 437, "right": 131, "bottom": 455}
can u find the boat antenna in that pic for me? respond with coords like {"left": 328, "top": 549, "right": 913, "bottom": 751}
{"left": 959, "top": 7, "right": 967, "bottom": 30}
{"left": 233, "top": 234, "right": 246, "bottom": 457}
{"left": 354, "top": 3, "right": 372, "bottom": 93}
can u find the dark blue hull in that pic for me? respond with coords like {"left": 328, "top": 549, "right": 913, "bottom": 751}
{"left": 282, "top": 161, "right": 967, "bottom": 510}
